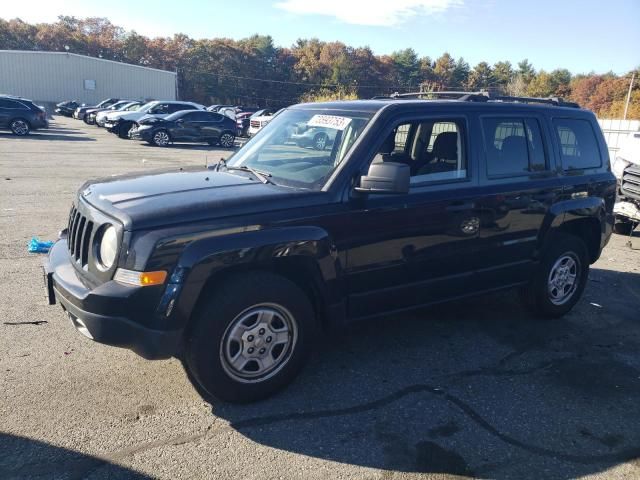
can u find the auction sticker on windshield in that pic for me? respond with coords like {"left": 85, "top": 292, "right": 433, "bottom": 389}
{"left": 307, "top": 114, "right": 352, "bottom": 130}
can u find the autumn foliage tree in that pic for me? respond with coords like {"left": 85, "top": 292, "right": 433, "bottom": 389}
{"left": 0, "top": 16, "right": 637, "bottom": 118}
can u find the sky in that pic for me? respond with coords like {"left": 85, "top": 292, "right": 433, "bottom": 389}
{"left": 2, "top": 0, "right": 639, "bottom": 74}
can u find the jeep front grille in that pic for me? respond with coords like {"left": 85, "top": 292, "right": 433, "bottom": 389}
{"left": 67, "top": 206, "right": 94, "bottom": 266}
{"left": 621, "top": 164, "right": 640, "bottom": 200}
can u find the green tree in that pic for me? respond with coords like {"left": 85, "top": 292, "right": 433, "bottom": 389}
{"left": 390, "top": 48, "right": 420, "bottom": 87}
{"left": 493, "top": 61, "right": 514, "bottom": 91}
{"left": 467, "top": 62, "right": 493, "bottom": 90}
{"left": 433, "top": 52, "right": 456, "bottom": 89}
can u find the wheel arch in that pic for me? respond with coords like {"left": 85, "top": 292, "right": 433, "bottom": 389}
{"left": 539, "top": 197, "right": 607, "bottom": 264}
{"left": 175, "top": 226, "right": 342, "bottom": 336}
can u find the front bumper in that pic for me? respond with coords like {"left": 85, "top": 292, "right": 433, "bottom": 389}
{"left": 130, "top": 126, "right": 153, "bottom": 141}
{"left": 105, "top": 121, "right": 119, "bottom": 133}
{"left": 44, "top": 239, "right": 183, "bottom": 359}
{"left": 614, "top": 200, "right": 640, "bottom": 223}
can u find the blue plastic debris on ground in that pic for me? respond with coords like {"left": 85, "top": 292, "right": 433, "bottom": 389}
{"left": 28, "top": 237, "right": 54, "bottom": 253}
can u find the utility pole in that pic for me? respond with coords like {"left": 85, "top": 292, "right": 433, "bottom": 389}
{"left": 623, "top": 72, "right": 635, "bottom": 120}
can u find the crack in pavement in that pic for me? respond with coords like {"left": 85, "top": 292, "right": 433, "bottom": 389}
{"left": 231, "top": 383, "right": 640, "bottom": 466}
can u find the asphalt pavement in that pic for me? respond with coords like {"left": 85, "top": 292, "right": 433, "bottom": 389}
{"left": 1, "top": 117, "right": 640, "bottom": 479}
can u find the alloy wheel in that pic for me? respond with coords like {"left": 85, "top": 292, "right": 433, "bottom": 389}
{"left": 153, "top": 131, "right": 170, "bottom": 146}
{"left": 10, "top": 120, "right": 29, "bottom": 136}
{"left": 219, "top": 303, "right": 297, "bottom": 383}
{"left": 220, "top": 133, "right": 235, "bottom": 148}
{"left": 547, "top": 253, "right": 580, "bottom": 305}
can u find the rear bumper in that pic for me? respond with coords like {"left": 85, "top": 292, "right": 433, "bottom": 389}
{"left": 44, "top": 239, "right": 183, "bottom": 359}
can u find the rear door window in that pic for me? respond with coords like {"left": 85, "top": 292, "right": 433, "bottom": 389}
{"left": 170, "top": 103, "right": 194, "bottom": 113}
{"left": 0, "top": 99, "right": 28, "bottom": 109}
{"left": 553, "top": 118, "right": 601, "bottom": 170}
{"left": 482, "top": 117, "right": 548, "bottom": 177}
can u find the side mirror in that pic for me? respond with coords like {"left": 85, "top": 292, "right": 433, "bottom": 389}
{"left": 354, "top": 162, "right": 410, "bottom": 195}
{"left": 175, "top": 118, "right": 184, "bottom": 124}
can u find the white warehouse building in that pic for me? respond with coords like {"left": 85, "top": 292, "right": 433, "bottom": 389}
{"left": 0, "top": 50, "right": 177, "bottom": 107}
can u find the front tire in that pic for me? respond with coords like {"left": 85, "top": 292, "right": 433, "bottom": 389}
{"left": 185, "top": 272, "right": 316, "bottom": 403}
{"left": 520, "top": 232, "right": 589, "bottom": 318}
{"left": 10, "top": 119, "right": 30, "bottom": 136}
{"left": 151, "top": 129, "right": 170, "bottom": 147}
{"left": 84, "top": 114, "right": 95, "bottom": 125}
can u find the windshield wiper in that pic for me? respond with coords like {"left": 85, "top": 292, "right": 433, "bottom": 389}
{"left": 225, "top": 165, "right": 274, "bottom": 185}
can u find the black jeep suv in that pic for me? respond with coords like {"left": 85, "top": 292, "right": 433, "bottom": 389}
{"left": 44, "top": 93, "right": 615, "bottom": 403}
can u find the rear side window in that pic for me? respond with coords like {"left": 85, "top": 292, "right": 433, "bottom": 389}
{"left": 482, "top": 118, "right": 547, "bottom": 176}
{"left": 170, "top": 103, "right": 194, "bottom": 113}
{"left": 553, "top": 118, "right": 601, "bottom": 170}
{"left": 0, "top": 99, "right": 28, "bottom": 109}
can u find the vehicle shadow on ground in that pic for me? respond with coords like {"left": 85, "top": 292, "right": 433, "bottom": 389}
{"left": 213, "top": 268, "right": 640, "bottom": 479}
{"left": 138, "top": 143, "right": 241, "bottom": 152}
{"left": 0, "top": 132, "right": 95, "bottom": 142}
{"left": 0, "top": 432, "right": 151, "bottom": 479}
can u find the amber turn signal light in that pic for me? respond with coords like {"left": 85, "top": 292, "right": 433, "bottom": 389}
{"left": 114, "top": 268, "right": 167, "bottom": 286}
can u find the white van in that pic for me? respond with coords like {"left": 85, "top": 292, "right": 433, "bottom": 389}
{"left": 612, "top": 132, "right": 640, "bottom": 234}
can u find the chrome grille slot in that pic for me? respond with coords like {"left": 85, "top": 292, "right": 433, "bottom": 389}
{"left": 81, "top": 221, "right": 94, "bottom": 266}
{"left": 70, "top": 211, "right": 80, "bottom": 256}
{"left": 621, "top": 164, "right": 640, "bottom": 200}
{"left": 74, "top": 216, "right": 86, "bottom": 259}
{"left": 66, "top": 205, "right": 97, "bottom": 267}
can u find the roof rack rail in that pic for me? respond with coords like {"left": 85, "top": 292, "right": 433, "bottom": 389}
{"left": 378, "top": 91, "right": 579, "bottom": 108}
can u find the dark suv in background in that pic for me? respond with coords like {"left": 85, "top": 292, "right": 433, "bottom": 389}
{"left": 0, "top": 95, "right": 49, "bottom": 135}
{"left": 131, "top": 110, "right": 237, "bottom": 147}
{"left": 44, "top": 92, "right": 615, "bottom": 403}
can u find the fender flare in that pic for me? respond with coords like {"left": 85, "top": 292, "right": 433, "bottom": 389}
{"left": 172, "top": 226, "right": 341, "bottom": 328}
{"left": 537, "top": 196, "right": 607, "bottom": 256}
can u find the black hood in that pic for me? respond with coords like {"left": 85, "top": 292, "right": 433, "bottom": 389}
{"left": 78, "top": 167, "right": 322, "bottom": 231}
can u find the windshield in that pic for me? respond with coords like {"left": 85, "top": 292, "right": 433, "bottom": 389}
{"left": 228, "top": 108, "right": 373, "bottom": 190}
{"left": 136, "top": 102, "right": 156, "bottom": 114}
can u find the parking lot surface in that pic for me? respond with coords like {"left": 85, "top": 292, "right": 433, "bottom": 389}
{"left": 1, "top": 117, "right": 640, "bottom": 480}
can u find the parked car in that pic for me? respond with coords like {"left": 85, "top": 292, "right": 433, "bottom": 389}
{"left": 74, "top": 98, "right": 119, "bottom": 120}
{"left": 44, "top": 94, "right": 615, "bottom": 403}
{"left": 0, "top": 95, "right": 49, "bottom": 135}
{"left": 206, "top": 104, "right": 235, "bottom": 112}
{"left": 131, "top": 110, "right": 237, "bottom": 147}
{"left": 611, "top": 131, "right": 640, "bottom": 234}
{"left": 104, "top": 100, "right": 205, "bottom": 139}
{"left": 236, "top": 111, "right": 253, "bottom": 137}
{"left": 290, "top": 125, "right": 337, "bottom": 150}
{"left": 84, "top": 100, "right": 132, "bottom": 125}
{"left": 95, "top": 102, "right": 142, "bottom": 127}
{"left": 55, "top": 100, "right": 80, "bottom": 117}
{"left": 247, "top": 108, "right": 277, "bottom": 136}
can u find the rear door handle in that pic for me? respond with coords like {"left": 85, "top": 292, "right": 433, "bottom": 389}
{"left": 446, "top": 201, "right": 474, "bottom": 212}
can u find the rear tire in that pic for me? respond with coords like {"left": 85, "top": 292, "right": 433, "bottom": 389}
{"left": 84, "top": 115, "right": 95, "bottom": 125}
{"left": 219, "top": 132, "right": 235, "bottom": 148}
{"left": 10, "top": 119, "right": 30, "bottom": 136}
{"left": 613, "top": 220, "right": 636, "bottom": 235}
{"left": 520, "top": 232, "right": 589, "bottom": 318}
{"left": 313, "top": 132, "right": 328, "bottom": 150}
{"left": 185, "top": 272, "right": 316, "bottom": 403}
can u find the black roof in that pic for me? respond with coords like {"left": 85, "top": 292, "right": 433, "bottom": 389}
{"left": 291, "top": 99, "right": 588, "bottom": 116}
{"left": 291, "top": 91, "right": 585, "bottom": 114}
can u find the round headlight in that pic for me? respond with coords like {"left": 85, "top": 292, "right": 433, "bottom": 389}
{"left": 99, "top": 225, "right": 118, "bottom": 269}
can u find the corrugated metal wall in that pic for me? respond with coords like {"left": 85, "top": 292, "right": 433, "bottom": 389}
{"left": 598, "top": 118, "right": 640, "bottom": 159}
{"left": 0, "top": 51, "right": 176, "bottom": 105}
